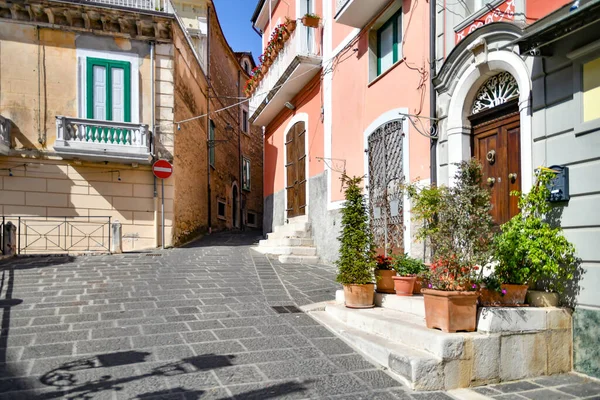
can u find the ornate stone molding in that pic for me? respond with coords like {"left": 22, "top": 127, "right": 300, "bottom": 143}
{"left": 471, "top": 71, "right": 520, "bottom": 114}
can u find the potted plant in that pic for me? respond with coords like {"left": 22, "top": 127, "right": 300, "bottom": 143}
{"left": 392, "top": 254, "right": 426, "bottom": 296}
{"left": 301, "top": 13, "right": 320, "bottom": 28}
{"left": 408, "top": 159, "right": 494, "bottom": 332}
{"left": 285, "top": 17, "right": 297, "bottom": 33}
{"left": 478, "top": 274, "right": 505, "bottom": 306}
{"left": 375, "top": 255, "right": 396, "bottom": 294}
{"left": 494, "top": 168, "right": 577, "bottom": 306}
{"left": 336, "top": 175, "right": 377, "bottom": 308}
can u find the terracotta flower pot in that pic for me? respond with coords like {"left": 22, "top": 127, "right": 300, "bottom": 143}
{"left": 302, "top": 15, "right": 320, "bottom": 28}
{"left": 285, "top": 19, "right": 297, "bottom": 33}
{"left": 422, "top": 289, "right": 478, "bottom": 333}
{"left": 478, "top": 288, "right": 503, "bottom": 306}
{"left": 526, "top": 290, "right": 559, "bottom": 307}
{"left": 413, "top": 277, "right": 423, "bottom": 294}
{"left": 375, "top": 269, "right": 396, "bottom": 294}
{"left": 282, "top": 30, "right": 290, "bottom": 42}
{"left": 501, "top": 284, "right": 529, "bottom": 305}
{"left": 392, "top": 276, "right": 416, "bottom": 296}
{"left": 261, "top": 64, "right": 268, "bottom": 75}
{"left": 343, "top": 284, "right": 375, "bottom": 309}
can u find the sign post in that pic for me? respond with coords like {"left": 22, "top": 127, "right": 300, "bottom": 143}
{"left": 152, "top": 160, "right": 173, "bottom": 249}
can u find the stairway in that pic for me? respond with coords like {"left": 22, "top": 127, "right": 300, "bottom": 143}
{"left": 305, "top": 291, "right": 573, "bottom": 392}
{"left": 255, "top": 216, "right": 320, "bottom": 264}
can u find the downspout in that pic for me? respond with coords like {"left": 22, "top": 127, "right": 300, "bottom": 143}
{"left": 150, "top": 42, "right": 159, "bottom": 248}
{"left": 430, "top": 0, "right": 437, "bottom": 186}
{"left": 238, "top": 69, "right": 243, "bottom": 230}
{"left": 206, "top": 5, "right": 212, "bottom": 233}
{"left": 262, "top": 126, "right": 266, "bottom": 236}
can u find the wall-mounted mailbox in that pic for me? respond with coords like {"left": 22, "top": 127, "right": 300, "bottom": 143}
{"left": 547, "top": 165, "right": 569, "bottom": 203}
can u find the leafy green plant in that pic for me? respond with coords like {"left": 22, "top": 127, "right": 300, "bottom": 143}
{"left": 494, "top": 169, "right": 577, "bottom": 293}
{"left": 335, "top": 175, "right": 376, "bottom": 285}
{"left": 481, "top": 274, "right": 504, "bottom": 294}
{"left": 375, "top": 255, "right": 393, "bottom": 270}
{"left": 393, "top": 254, "right": 426, "bottom": 276}
{"left": 407, "top": 159, "right": 495, "bottom": 290}
{"left": 304, "top": 12, "right": 320, "bottom": 19}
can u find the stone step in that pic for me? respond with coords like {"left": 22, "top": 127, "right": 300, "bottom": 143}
{"left": 336, "top": 289, "right": 425, "bottom": 318}
{"left": 258, "top": 238, "right": 315, "bottom": 247}
{"left": 278, "top": 255, "right": 320, "bottom": 264}
{"left": 273, "top": 222, "right": 312, "bottom": 234}
{"left": 325, "top": 303, "right": 467, "bottom": 361}
{"left": 310, "top": 310, "right": 444, "bottom": 391}
{"left": 253, "top": 246, "right": 318, "bottom": 256}
{"left": 267, "top": 230, "right": 312, "bottom": 240}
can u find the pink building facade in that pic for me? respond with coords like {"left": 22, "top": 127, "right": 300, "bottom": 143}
{"left": 250, "top": 0, "right": 432, "bottom": 263}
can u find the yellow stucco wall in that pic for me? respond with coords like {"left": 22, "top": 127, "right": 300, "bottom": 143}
{"left": 583, "top": 57, "right": 600, "bottom": 123}
{"left": 0, "top": 25, "right": 174, "bottom": 251}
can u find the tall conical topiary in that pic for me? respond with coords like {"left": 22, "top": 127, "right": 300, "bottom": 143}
{"left": 336, "top": 175, "right": 376, "bottom": 285}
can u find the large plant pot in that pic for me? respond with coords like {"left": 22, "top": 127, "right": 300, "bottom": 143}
{"left": 343, "top": 284, "right": 375, "bottom": 309}
{"left": 375, "top": 270, "right": 396, "bottom": 294}
{"left": 501, "top": 284, "right": 529, "bottom": 305}
{"left": 285, "top": 19, "right": 297, "bottom": 33}
{"left": 302, "top": 15, "right": 320, "bottom": 28}
{"left": 479, "top": 288, "right": 503, "bottom": 306}
{"left": 392, "top": 276, "right": 417, "bottom": 296}
{"left": 527, "top": 290, "right": 559, "bottom": 307}
{"left": 422, "top": 289, "right": 478, "bottom": 333}
{"left": 413, "top": 277, "right": 423, "bottom": 294}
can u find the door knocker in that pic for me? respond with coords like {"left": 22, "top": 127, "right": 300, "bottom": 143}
{"left": 486, "top": 149, "right": 496, "bottom": 165}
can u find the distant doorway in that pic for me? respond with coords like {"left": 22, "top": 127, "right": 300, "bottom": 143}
{"left": 232, "top": 183, "right": 239, "bottom": 228}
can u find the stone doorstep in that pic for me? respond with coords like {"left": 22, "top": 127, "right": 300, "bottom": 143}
{"left": 277, "top": 254, "right": 320, "bottom": 264}
{"left": 272, "top": 221, "right": 312, "bottom": 233}
{"left": 266, "top": 230, "right": 312, "bottom": 239}
{"left": 325, "top": 303, "right": 468, "bottom": 361}
{"left": 335, "top": 290, "right": 573, "bottom": 333}
{"left": 253, "top": 246, "right": 317, "bottom": 256}
{"left": 258, "top": 238, "right": 315, "bottom": 247}
{"left": 310, "top": 309, "right": 445, "bottom": 391}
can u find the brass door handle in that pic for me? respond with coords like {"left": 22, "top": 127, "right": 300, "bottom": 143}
{"left": 487, "top": 177, "right": 496, "bottom": 186}
{"left": 508, "top": 173, "right": 517, "bottom": 182}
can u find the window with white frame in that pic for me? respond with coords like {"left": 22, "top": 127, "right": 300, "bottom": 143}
{"left": 242, "top": 157, "right": 251, "bottom": 191}
{"left": 217, "top": 199, "right": 226, "bottom": 219}
{"left": 86, "top": 58, "right": 132, "bottom": 123}
{"left": 376, "top": 9, "right": 402, "bottom": 76}
{"left": 247, "top": 211, "right": 257, "bottom": 227}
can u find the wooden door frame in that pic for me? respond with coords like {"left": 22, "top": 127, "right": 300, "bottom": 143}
{"left": 283, "top": 114, "right": 310, "bottom": 222}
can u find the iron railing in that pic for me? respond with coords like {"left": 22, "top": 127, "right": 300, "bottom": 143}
{"left": 0, "top": 216, "right": 112, "bottom": 255}
{"left": 83, "top": 0, "right": 174, "bottom": 12}
{"left": 0, "top": 114, "right": 10, "bottom": 154}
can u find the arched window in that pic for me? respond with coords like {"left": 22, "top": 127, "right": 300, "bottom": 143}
{"left": 471, "top": 72, "right": 519, "bottom": 115}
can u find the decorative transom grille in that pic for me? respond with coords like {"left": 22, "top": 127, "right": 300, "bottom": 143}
{"left": 471, "top": 72, "right": 520, "bottom": 115}
{"left": 367, "top": 119, "right": 405, "bottom": 255}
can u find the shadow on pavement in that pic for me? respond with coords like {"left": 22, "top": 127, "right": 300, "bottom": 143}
{"left": 182, "top": 230, "right": 263, "bottom": 248}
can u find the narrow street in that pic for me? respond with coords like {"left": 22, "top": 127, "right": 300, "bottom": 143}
{"left": 0, "top": 232, "right": 596, "bottom": 399}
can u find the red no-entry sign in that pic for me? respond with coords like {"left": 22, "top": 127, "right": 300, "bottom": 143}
{"left": 152, "top": 159, "right": 173, "bottom": 179}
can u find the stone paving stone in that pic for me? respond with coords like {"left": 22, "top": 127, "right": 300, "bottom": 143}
{"left": 91, "top": 326, "right": 142, "bottom": 339}
{"left": 493, "top": 381, "right": 544, "bottom": 393}
{"left": 412, "top": 391, "right": 456, "bottom": 399}
{"left": 212, "top": 327, "right": 262, "bottom": 340}
{"left": 493, "top": 395, "right": 529, "bottom": 400}
{"left": 35, "top": 330, "right": 90, "bottom": 345}
{"left": 533, "top": 374, "right": 588, "bottom": 387}
{"left": 295, "top": 325, "right": 336, "bottom": 338}
{"left": 21, "top": 343, "right": 74, "bottom": 360}
{"left": 180, "top": 330, "right": 218, "bottom": 344}
{"left": 258, "top": 358, "right": 341, "bottom": 380}
{"left": 226, "top": 380, "right": 312, "bottom": 400}
{"left": 186, "top": 320, "right": 225, "bottom": 331}
{"left": 556, "top": 382, "right": 600, "bottom": 397}
{"left": 329, "top": 354, "right": 378, "bottom": 372}
{"left": 473, "top": 386, "right": 504, "bottom": 396}
{"left": 238, "top": 336, "right": 293, "bottom": 351}
{"left": 75, "top": 337, "right": 132, "bottom": 355}
{"left": 305, "top": 373, "right": 370, "bottom": 396}
{"left": 520, "top": 388, "right": 577, "bottom": 400}
{"left": 353, "top": 369, "right": 404, "bottom": 389}
{"left": 311, "top": 337, "right": 354, "bottom": 355}
{"left": 213, "top": 365, "right": 264, "bottom": 385}
{"left": 142, "top": 323, "right": 191, "bottom": 335}
{"left": 255, "top": 324, "right": 298, "bottom": 336}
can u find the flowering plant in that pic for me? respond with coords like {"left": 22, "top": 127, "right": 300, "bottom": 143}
{"left": 393, "top": 253, "right": 427, "bottom": 277}
{"left": 427, "top": 256, "right": 480, "bottom": 291}
{"left": 375, "top": 255, "right": 393, "bottom": 270}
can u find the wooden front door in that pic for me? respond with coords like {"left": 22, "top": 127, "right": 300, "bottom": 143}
{"left": 285, "top": 122, "right": 307, "bottom": 218}
{"left": 472, "top": 111, "right": 521, "bottom": 226}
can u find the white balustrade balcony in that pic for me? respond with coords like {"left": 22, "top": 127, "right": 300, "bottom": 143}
{"left": 0, "top": 115, "right": 10, "bottom": 155}
{"left": 55, "top": 116, "right": 152, "bottom": 164}
{"left": 249, "top": 24, "right": 322, "bottom": 126}
{"left": 83, "top": 0, "right": 174, "bottom": 12}
{"left": 335, "top": 0, "right": 390, "bottom": 28}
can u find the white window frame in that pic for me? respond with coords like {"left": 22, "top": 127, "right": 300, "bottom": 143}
{"left": 217, "top": 198, "right": 226, "bottom": 220}
{"left": 76, "top": 48, "right": 140, "bottom": 123}
{"left": 247, "top": 211, "right": 258, "bottom": 228}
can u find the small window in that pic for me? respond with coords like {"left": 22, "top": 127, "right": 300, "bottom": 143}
{"left": 242, "top": 110, "right": 249, "bottom": 133}
{"left": 209, "top": 120, "right": 215, "bottom": 167}
{"left": 583, "top": 57, "right": 600, "bottom": 123}
{"left": 247, "top": 211, "right": 257, "bottom": 227}
{"left": 377, "top": 9, "right": 402, "bottom": 76}
{"left": 242, "top": 157, "right": 251, "bottom": 191}
{"left": 217, "top": 199, "right": 226, "bottom": 219}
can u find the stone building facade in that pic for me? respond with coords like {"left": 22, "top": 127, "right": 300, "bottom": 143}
{"left": 0, "top": 0, "right": 262, "bottom": 253}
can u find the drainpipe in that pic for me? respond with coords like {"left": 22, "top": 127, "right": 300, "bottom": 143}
{"left": 207, "top": 6, "right": 212, "bottom": 233}
{"left": 430, "top": 0, "right": 437, "bottom": 186}
{"left": 150, "top": 41, "right": 159, "bottom": 248}
{"left": 262, "top": 125, "right": 266, "bottom": 236}
{"left": 238, "top": 69, "right": 243, "bottom": 230}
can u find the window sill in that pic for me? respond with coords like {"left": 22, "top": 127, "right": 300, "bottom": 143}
{"left": 217, "top": 215, "right": 226, "bottom": 221}
{"left": 243, "top": 187, "right": 251, "bottom": 192}
{"left": 368, "top": 58, "right": 404, "bottom": 88}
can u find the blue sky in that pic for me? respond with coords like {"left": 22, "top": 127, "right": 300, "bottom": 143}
{"left": 213, "top": 0, "right": 262, "bottom": 64}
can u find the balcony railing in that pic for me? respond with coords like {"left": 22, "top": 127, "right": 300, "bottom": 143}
{"left": 0, "top": 114, "right": 10, "bottom": 155}
{"left": 55, "top": 116, "right": 151, "bottom": 164}
{"left": 84, "top": 0, "right": 174, "bottom": 12}
{"left": 249, "top": 24, "right": 322, "bottom": 126}
{"left": 335, "top": 0, "right": 390, "bottom": 28}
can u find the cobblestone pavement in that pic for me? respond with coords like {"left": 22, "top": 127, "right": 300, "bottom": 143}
{"left": 0, "top": 231, "right": 598, "bottom": 400}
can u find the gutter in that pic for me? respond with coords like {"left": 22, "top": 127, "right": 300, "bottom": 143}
{"left": 207, "top": 5, "right": 212, "bottom": 232}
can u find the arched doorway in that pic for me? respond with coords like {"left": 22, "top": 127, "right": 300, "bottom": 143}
{"left": 232, "top": 183, "right": 239, "bottom": 228}
{"left": 468, "top": 72, "right": 521, "bottom": 225}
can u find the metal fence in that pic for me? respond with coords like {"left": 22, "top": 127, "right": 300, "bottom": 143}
{"left": 1, "top": 216, "right": 112, "bottom": 255}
